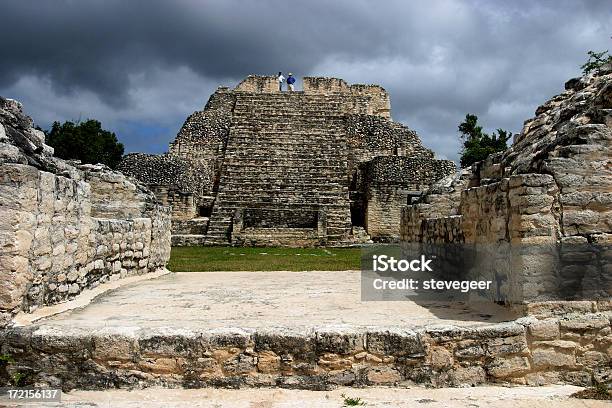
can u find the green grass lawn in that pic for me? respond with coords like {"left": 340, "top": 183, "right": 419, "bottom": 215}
{"left": 168, "top": 246, "right": 362, "bottom": 271}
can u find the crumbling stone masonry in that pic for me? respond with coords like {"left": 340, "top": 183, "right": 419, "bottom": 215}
{"left": 119, "top": 75, "right": 455, "bottom": 246}
{"left": 0, "top": 97, "right": 171, "bottom": 327}
{"left": 2, "top": 310, "right": 610, "bottom": 390}
{"left": 401, "top": 67, "right": 612, "bottom": 305}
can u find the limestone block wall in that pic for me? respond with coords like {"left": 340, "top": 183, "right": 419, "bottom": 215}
{"left": 399, "top": 170, "right": 472, "bottom": 243}
{"left": 0, "top": 163, "right": 171, "bottom": 321}
{"left": 303, "top": 77, "right": 391, "bottom": 118}
{"left": 302, "top": 77, "right": 350, "bottom": 93}
{"left": 402, "top": 174, "right": 564, "bottom": 303}
{"left": 85, "top": 165, "right": 155, "bottom": 219}
{"left": 172, "top": 218, "right": 209, "bottom": 235}
{"left": 401, "top": 68, "right": 612, "bottom": 305}
{"left": 4, "top": 311, "right": 609, "bottom": 390}
{"left": 166, "top": 191, "right": 198, "bottom": 220}
{"left": 348, "top": 84, "right": 391, "bottom": 118}
{"left": 0, "top": 164, "right": 89, "bottom": 323}
{"left": 365, "top": 156, "right": 456, "bottom": 240}
{"left": 137, "top": 185, "right": 198, "bottom": 220}
{"left": 234, "top": 75, "right": 278, "bottom": 93}
{"left": 0, "top": 97, "right": 171, "bottom": 326}
{"left": 366, "top": 185, "right": 409, "bottom": 241}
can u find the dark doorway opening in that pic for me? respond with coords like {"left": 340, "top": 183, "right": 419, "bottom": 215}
{"left": 199, "top": 205, "right": 212, "bottom": 217}
{"left": 350, "top": 192, "right": 366, "bottom": 227}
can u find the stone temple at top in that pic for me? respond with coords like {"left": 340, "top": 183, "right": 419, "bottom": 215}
{"left": 119, "top": 75, "right": 456, "bottom": 246}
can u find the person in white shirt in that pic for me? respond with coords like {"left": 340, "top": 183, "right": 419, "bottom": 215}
{"left": 277, "top": 72, "right": 285, "bottom": 91}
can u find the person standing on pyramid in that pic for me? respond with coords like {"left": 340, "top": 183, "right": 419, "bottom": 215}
{"left": 277, "top": 72, "right": 285, "bottom": 91}
{"left": 287, "top": 73, "right": 296, "bottom": 91}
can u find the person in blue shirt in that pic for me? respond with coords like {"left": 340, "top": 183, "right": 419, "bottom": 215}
{"left": 287, "top": 73, "right": 296, "bottom": 91}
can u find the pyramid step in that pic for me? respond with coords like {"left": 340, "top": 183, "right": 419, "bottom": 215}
{"left": 218, "top": 182, "right": 348, "bottom": 190}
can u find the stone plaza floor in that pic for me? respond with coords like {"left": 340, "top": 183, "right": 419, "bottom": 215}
{"left": 3, "top": 385, "right": 607, "bottom": 407}
{"left": 37, "top": 271, "right": 517, "bottom": 330}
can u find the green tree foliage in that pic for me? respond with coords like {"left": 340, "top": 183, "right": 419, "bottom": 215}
{"left": 46, "top": 120, "right": 124, "bottom": 169}
{"left": 581, "top": 50, "right": 612, "bottom": 75}
{"left": 459, "top": 114, "right": 510, "bottom": 168}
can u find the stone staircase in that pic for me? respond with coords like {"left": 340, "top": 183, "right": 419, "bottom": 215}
{"left": 205, "top": 92, "right": 353, "bottom": 246}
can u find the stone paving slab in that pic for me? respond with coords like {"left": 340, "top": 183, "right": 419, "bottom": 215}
{"left": 2, "top": 385, "right": 607, "bottom": 407}
{"left": 38, "top": 271, "right": 517, "bottom": 330}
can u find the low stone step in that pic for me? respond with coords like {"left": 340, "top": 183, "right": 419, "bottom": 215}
{"left": 213, "top": 198, "right": 349, "bottom": 206}
{"left": 217, "top": 180, "right": 348, "bottom": 189}
{"left": 171, "top": 234, "right": 207, "bottom": 246}
{"left": 215, "top": 188, "right": 349, "bottom": 197}
{"left": 218, "top": 175, "right": 347, "bottom": 185}
{"left": 233, "top": 107, "right": 347, "bottom": 115}
{"left": 230, "top": 117, "right": 346, "bottom": 128}
{"left": 222, "top": 160, "right": 348, "bottom": 169}
{"left": 227, "top": 133, "right": 346, "bottom": 143}
{"left": 218, "top": 182, "right": 348, "bottom": 191}
{"left": 225, "top": 142, "right": 345, "bottom": 150}
{"left": 221, "top": 162, "right": 346, "bottom": 170}
{"left": 230, "top": 128, "right": 346, "bottom": 135}
{"left": 225, "top": 147, "right": 346, "bottom": 155}
{"left": 217, "top": 186, "right": 348, "bottom": 193}
{"left": 228, "top": 135, "right": 346, "bottom": 144}
{"left": 224, "top": 145, "right": 346, "bottom": 154}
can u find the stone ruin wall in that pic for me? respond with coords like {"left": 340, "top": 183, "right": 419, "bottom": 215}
{"left": 401, "top": 68, "right": 612, "bottom": 305}
{"left": 365, "top": 157, "right": 456, "bottom": 240}
{"left": 302, "top": 76, "right": 391, "bottom": 118}
{"left": 5, "top": 310, "right": 610, "bottom": 390}
{"left": 235, "top": 75, "right": 391, "bottom": 117}
{"left": 0, "top": 97, "right": 171, "bottom": 327}
{"left": 118, "top": 153, "right": 210, "bottom": 221}
{"left": 234, "top": 75, "right": 280, "bottom": 93}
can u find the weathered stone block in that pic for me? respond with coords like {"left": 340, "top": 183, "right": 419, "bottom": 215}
{"left": 488, "top": 356, "right": 531, "bottom": 378}
{"left": 138, "top": 328, "right": 203, "bottom": 358}
{"left": 223, "top": 353, "right": 256, "bottom": 375}
{"left": 316, "top": 327, "right": 364, "bottom": 355}
{"left": 528, "top": 320, "right": 560, "bottom": 340}
{"left": 447, "top": 366, "right": 486, "bottom": 386}
{"left": 531, "top": 347, "right": 576, "bottom": 368}
{"left": 31, "top": 326, "right": 91, "bottom": 355}
{"left": 365, "top": 366, "right": 401, "bottom": 385}
{"left": 559, "top": 314, "right": 610, "bottom": 332}
{"left": 92, "top": 327, "right": 140, "bottom": 361}
{"left": 428, "top": 346, "right": 453, "bottom": 369}
{"left": 254, "top": 329, "right": 314, "bottom": 359}
{"left": 366, "top": 328, "right": 423, "bottom": 357}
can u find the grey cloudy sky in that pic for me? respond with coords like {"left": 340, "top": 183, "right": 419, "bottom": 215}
{"left": 1, "top": 0, "right": 610, "bottom": 161}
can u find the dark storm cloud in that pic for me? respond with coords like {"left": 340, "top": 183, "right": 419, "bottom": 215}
{"left": 0, "top": 0, "right": 610, "bottom": 160}
{"left": 0, "top": 0, "right": 404, "bottom": 102}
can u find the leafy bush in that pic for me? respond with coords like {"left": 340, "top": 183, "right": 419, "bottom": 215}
{"left": 458, "top": 114, "right": 510, "bottom": 168}
{"left": 581, "top": 50, "right": 612, "bottom": 75}
{"left": 46, "top": 119, "right": 124, "bottom": 169}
